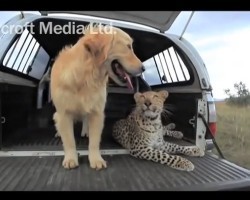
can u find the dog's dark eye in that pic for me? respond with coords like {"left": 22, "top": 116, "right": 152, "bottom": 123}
{"left": 127, "top": 44, "right": 132, "bottom": 50}
{"left": 153, "top": 95, "right": 159, "bottom": 98}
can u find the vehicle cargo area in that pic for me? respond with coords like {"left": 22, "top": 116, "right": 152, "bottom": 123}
{"left": 0, "top": 83, "right": 200, "bottom": 151}
{"left": 1, "top": 84, "right": 250, "bottom": 191}
{"left": 1, "top": 87, "right": 250, "bottom": 191}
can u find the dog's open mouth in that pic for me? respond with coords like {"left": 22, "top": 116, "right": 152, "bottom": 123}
{"left": 111, "top": 60, "right": 133, "bottom": 90}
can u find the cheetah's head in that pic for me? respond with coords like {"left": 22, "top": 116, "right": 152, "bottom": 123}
{"left": 134, "top": 90, "right": 168, "bottom": 118}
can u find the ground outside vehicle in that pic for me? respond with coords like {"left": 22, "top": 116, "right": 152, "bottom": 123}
{"left": 0, "top": 11, "right": 250, "bottom": 191}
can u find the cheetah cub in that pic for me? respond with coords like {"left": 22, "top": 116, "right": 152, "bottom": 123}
{"left": 112, "top": 90, "right": 204, "bottom": 171}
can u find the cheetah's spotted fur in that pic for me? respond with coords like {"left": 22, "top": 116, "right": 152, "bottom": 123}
{"left": 112, "top": 90, "right": 204, "bottom": 171}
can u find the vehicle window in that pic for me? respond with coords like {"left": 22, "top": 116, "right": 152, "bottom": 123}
{"left": 142, "top": 46, "right": 191, "bottom": 86}
{"left": 2, "top": 29, "right": 49, "bottom": 80}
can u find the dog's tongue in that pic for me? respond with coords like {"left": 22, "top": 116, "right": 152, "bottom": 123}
{"left": 124, "top": 72, "right": 133, "bottom": 90}
{"left": 116, "top": 67, "right": 134, "bottom": 91}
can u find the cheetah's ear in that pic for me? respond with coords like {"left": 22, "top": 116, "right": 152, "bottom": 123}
{"left": 134, "top": 92, "right": 142, "bottom": 101}
{"left": 158, "top": 90, "right": 169, "bottom": 100}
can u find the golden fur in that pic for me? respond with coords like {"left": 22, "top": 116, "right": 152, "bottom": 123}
{"left": 50, "top": 24, "right": 143, "bottom": 170}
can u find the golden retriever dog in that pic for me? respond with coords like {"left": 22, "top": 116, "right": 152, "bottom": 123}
{"left": 50, "top": 24, "right": 144, "bottom": 170}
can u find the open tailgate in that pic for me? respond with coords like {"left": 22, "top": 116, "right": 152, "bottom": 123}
{"left": 0, "top": 153, "right": 250, "bottom": 191}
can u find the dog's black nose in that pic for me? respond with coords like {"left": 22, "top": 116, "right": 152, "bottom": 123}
{"left": 141, "top": 65, "right": 146, "bottom": 72}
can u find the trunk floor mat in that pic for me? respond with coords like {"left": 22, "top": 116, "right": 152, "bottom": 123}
{"left": 0, "top": 153, "right": 250, "bottom": 191}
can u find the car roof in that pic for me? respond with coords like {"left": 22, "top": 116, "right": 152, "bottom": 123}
{"left": 39, "top": 11, "right": 180, "bottom": 33}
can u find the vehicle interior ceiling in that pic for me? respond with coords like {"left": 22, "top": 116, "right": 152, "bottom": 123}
{"left": 0, "top": 17, "right": 201, "bottom": 150}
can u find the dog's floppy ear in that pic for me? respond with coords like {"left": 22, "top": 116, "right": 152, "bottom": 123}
{"left": 83, "top": 33, "right": 113, "bottom": 66}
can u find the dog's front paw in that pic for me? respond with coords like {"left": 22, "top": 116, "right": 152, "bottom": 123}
{"left": 62, "top": 153, "right": 79, "bottom": 169}
{"left": 89, "top": 154, "right": 107, "bottom": 170}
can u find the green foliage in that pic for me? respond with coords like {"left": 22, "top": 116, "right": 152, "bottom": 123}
{"left": 224, "top": 82, "right": 250, "bottom": 106}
